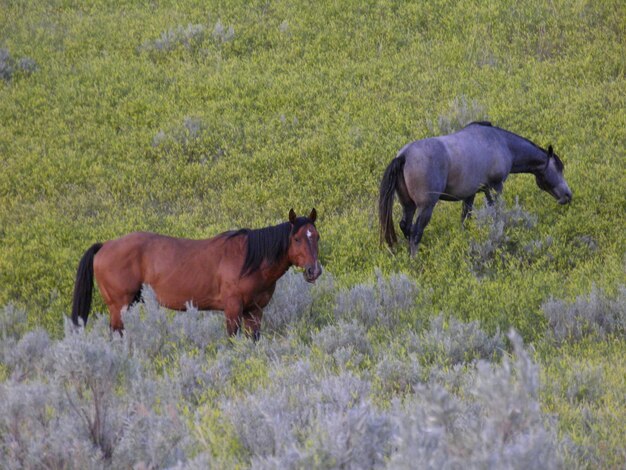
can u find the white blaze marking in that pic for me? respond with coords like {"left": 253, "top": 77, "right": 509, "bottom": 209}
{"left": 306, "top": 229, "right": 313, "bottom": 239}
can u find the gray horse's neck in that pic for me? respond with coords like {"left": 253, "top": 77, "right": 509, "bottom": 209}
{"left": 504, "top": 131, "right": 548, "bottom": 174}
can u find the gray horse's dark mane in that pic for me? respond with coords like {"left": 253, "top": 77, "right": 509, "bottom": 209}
{"left": 466, "top": 121, "right": 562, "bottom": 169}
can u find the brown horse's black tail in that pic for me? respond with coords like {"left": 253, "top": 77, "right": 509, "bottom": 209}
{"left": 71, "top": 243, "right": 103, "bottom": 327}
{"left": 379, "top": 154, "right": 406, "bottom": 247}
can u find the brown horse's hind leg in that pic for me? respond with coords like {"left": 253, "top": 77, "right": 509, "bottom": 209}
{"left": 94, "top": 262, "right": 140, "bottom": 335}
{"left": 243, "top": 308, "right": 263, "bottom": 342}
{"left": 103, "top": 290, "right": 138, "bottom": 334}
{"left": 106, "top": 298, "right": 132, "bottom": 334}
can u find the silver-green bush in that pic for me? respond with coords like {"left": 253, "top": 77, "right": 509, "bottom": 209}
{"left": 543, "top": 286, "right": 626, "bottom": 344}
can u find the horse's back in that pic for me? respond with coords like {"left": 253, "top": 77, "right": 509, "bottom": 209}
{"left": 93, "top": 231, "right": 237, "bottom": 310}
{"left": 95, "top": 232, "right": 187, "bottom": 268}
{"left": 401, "top": 124, "right": 513, "bottom": 201}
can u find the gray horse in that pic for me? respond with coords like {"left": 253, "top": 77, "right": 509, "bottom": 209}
{"left": 379, "top": 122, "right": 572, "bottom": 257}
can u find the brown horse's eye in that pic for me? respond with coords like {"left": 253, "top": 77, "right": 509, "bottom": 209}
{"left": 294, "top": 237, "right": 301, "bottom": 243}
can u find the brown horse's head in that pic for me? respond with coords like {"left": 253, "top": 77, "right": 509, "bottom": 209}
{"left": 288, "top": 208, "right": 322, "bottom": 283}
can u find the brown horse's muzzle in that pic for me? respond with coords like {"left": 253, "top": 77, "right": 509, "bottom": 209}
{"left": 304, "top": 262, "right": 322, "bottom": 283}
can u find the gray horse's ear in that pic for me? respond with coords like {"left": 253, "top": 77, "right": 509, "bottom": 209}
{"left": 547, "top": 145, "right": 554, "bottom": 157}
{"left": 289, "top": 209, "right": 297, "bottom": 225}
{"left": 309, "top": 208, "right": 317, "bottom": 223}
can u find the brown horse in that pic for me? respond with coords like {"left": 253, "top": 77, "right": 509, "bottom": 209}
{"left": 71, "top": 209, "right": 321, "bottom": 340}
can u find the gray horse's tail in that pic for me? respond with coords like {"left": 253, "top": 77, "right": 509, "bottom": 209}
{"left": 379, "top": 154, "right": 406, "bottom": 247}
{"left": 71, "top": 243, "right": 103, "bottom": 327}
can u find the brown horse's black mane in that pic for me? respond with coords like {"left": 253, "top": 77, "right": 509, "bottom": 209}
{"left": 226, "top": 217, "right": 315, "bottom": 277}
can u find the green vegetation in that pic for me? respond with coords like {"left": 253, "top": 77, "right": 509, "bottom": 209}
{"left": 1, "top": 0, "right": 625, "bottom": 467}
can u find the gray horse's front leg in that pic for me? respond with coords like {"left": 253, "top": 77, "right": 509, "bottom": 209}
{"left": 484, "top": 182, "right": 503, "bottom": 206}
{"left": 461, "top": 194, "right": 475, "bottom": 225}
{"left": 484, "top": 188, "right": 495, "bottom": 206}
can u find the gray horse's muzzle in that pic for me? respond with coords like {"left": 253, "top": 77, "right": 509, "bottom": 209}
{"left": 558, "top": 194, "right": 572, "bottom": 204}
{"left": 557, "top": 186, "right": 573, "bottom": 205}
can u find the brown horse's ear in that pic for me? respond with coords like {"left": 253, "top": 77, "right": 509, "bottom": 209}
{"left": 309, "top": 208, "right": 317, "bottom": 223}
{"left": 289, "top": 208, "right": 297, "bottom": 225}
{"left": 547, "top": 145, "right": 554, "bottom": 157}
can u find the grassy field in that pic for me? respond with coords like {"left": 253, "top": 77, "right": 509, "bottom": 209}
{"left": 1, "top": 0, "right": 625, "bottom": 467}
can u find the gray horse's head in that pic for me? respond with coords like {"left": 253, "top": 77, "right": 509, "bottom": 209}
{"left": 535, "top": 146, "right": 572, "bottom": 204}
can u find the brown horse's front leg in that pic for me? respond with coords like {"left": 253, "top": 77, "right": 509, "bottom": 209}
{"left": 224, "top": 298, "right": 243, "bottom": 337}
{"left": 243, "top": 307, "right": 263, "bottom": 342}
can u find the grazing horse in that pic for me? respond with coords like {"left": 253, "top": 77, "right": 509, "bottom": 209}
{"left": 71, "top": 209, "right": 322, "bottom": 340}
{"left": 379, "top": 122, "right": 572, "bottom": 257}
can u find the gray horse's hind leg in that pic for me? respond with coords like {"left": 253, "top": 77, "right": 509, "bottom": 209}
{"left": 409, "top": 204, "right": 435, "bottom": 258}
{"left": 461, "top": 194, "right": 475, "bottom": 225}
{"left": 400, "top": 203, "right": 416, "bottom": 239}
{"left": 396, "top": 174, "right": 416, "bottom": 240}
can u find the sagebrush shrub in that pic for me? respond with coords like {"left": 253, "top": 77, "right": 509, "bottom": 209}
{"left": 110, "top": 399, "right": 190, "bottom": 469}
{"left": 141, "top": 20, "right": 234, "bottom": 55}
{"left": 0, "top": 304, "right": 29, "bottom": 368}
{"left": 220, "top": 360, "right": 318, "bottom": 458}
{"left": 542, "top": 285, "right": 626, "bottom": 344}
{"left": 286, "top": 402, "right": 393, "bottom": 470}
{"left": 5, "top": 328, "right": 50, "bottom": 381}
{"left": 426, "top": 95, "right": 489, "bottom": 135}
{"left": 17, "top": 57, "right": 37, "bottom": 74}
{"left": 151, "top": 116, "right": 216, "bottom": 164}
{"left": 313, "top": 320, "right": 373, "bottom": 357}
{"left": 334, "top": 283, "right": 380, "bottom": 327}
{"left": 0, "top": 48, "right": 37, "bottom": 81}
{"left": 262, "top": 269, "right": 314, "bottom": 332}
{"left": 141, "top": 24, "right": 207, "bottom": 53}
{"left": 469, "top": 198, "right": 545, "bottom": 277}
{"left": 334, "top": 270, "right": 419, "bottom": 329}
{"left": 0, "top": 292, "right": 569, "bottom": 470}
{"left": 0, "top": 48, "right": 14, "bottom": 81}
{"left": 411, "top": 314, "right": 504, "bottom": 366}
{"left": 565, "top": 365, "right": 605, "bottom": 405}
{"left": 169, "top": 307, "right": 226, "bottom": 350}
{"left": 212, "top": 20, "right": 235, "bottom": 42}
{"left": 52, "top": 329, "right": 138, "bottom": 459}
{"left": 374, "top": 350, "right": 422, "bottom": 395}
{"left": 388, "top": 331, "right": 561, "bottom": 469}
{"left": 466, "top": 331, "right": 560, "bottom": 469}
{"left": 0, "top": 303, "right": 28, "bottom": 344}
{"left": 0, "top": 380, "right": 97, "bottom": 469}
{"left": 121, "top": 285, "right": 226, "bottom": 358}
{"left": 222, "top": 360, "right": 379, "bottom": 468}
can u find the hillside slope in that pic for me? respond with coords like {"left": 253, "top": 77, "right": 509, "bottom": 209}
{"left": 1, "top": 1, "right": 625, "bottom": 466}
